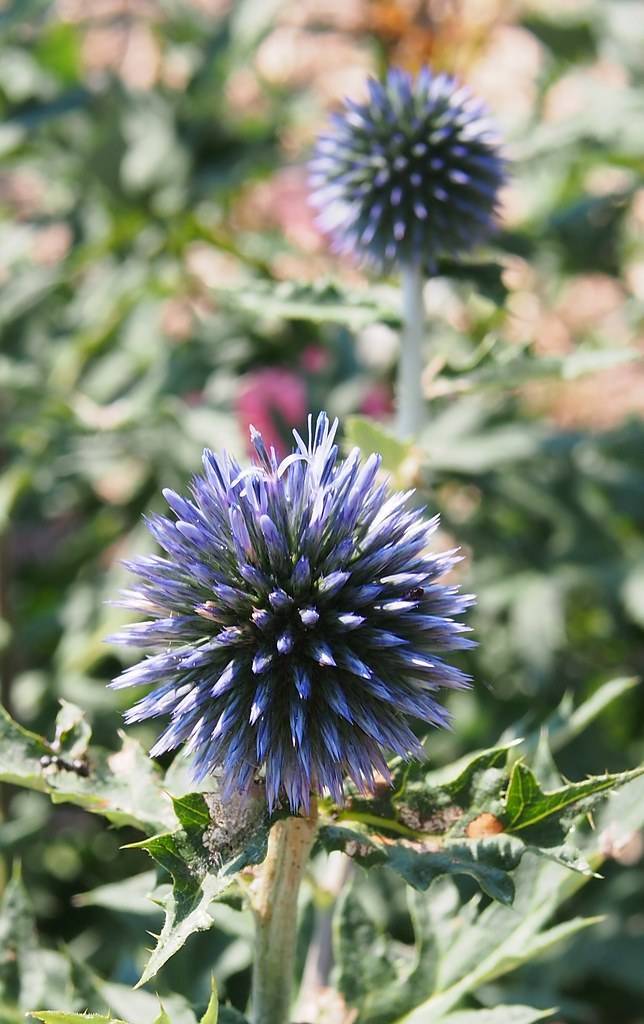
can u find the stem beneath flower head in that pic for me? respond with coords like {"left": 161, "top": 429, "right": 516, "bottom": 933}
{"left": 250, "top": 803, "right": 318, "bottom": 1024}
{"left": 397, "top": 259, "right": 427, "bottom": 439}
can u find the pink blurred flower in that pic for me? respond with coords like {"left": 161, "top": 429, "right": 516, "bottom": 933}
{"left": 360, "top": 381, "right": 394, "bottom": 420}
{"left": 300, "top": 345, "right": 330, "bottom": 375}
{"left": 236, "top": 368, "right": 308, "bottom": 457}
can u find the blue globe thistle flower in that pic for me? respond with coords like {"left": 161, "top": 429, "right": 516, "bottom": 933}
{"left": 310, "top": 66, "right": 505, "bottom": 271}
{"left": 109, "top": 414, "right": 474, "bottom": 813}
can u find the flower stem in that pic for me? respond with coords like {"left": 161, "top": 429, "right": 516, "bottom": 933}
{"left": 250, "top": 804, "right": 318, "bottom": 1024}
{"left": 397, "top": 259, "right": 427, "bottom": 439}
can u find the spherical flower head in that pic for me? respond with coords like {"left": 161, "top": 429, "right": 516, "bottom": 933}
{"left": 310, "top": 66, "right": 506, "bottom": 271}
{"left": 109, "top": 414, "right": 474, "bottom": 813}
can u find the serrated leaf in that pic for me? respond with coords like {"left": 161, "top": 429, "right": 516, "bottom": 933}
{"left": 133, "top": 858, "right": 231, "bottom": 987}
{"left": 395, "top": 856, "right": 599, "bottom": 1023}
{"left": 397, "top": 744, "right": 512, "bottom": 830}
{"left": 130, "top": 791, "right": 269, "bottom": 984}
{"left": 392, "top": 754, "right": 644, "bottom": 1023}
{"left": 504, "top": 762, "right": 644, "bottom": 844}
{"left": 340, "top": 743, "right": 513, "bottom": 844}
{"left": 215, "top": 279, "right": 400, "bottom": 329}
{"left": 385, "top": 837, "right": 521, "bottom": 904}
{"left": 0, "top": 705, "right": 176, "bottom": 833}
{"left": 318, "top": 825, "right": 522, "bottom": 904}
{"left": 326, "top": 746, "right": 644, "bottom": 913}
{"left": 68, "top": 957, "right": 197, "bottom": 1024}
{"left": 431, "top": 347, "right": 640, "bottom": 397}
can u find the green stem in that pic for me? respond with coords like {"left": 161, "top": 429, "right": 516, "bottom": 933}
{"left": 397, "top": 259, "right": 427, "bottom": 439}
{"left": 250, "top": 804, "right": 318, "bottom": 1024}
{"left": 335, "top": 808, "right": 420, "bottom": 839}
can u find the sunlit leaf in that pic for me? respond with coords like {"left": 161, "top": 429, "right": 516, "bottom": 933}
{"left": 215, "top": 279, "right": 400, "bottom": 329}
{"left": 0, "top": 705, "right": 176, "bottom": 833}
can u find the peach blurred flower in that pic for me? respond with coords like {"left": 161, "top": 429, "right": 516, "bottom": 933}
{"left": 283, "top": 0, "right": 365, "bottom": 32}
{"left": 225, "top": 67, "right": 270, "bottom": 119}
{"left": 184, "top": 0, "right": 231, "bottom": 14}
{"left": 235, "top": 168, "right": 322, "bottom": 254}
{"left": 161, "top": 298, "right": 195, "bottom": 340}
{"left": 468, "top": 24, "right": 544, "bottom": 129}
{"left": 82, "top": 21, "right": 161, "bottom": 89}
{"left": 543, "top": 59, "right": 629, "bottom": 124}
{"left": 254, "top": 26, "right": 372, "bottom": 106}
{"left": 367, "top": 0, "right": 511, "bottom": 73}
{"left": 545, "top": 363, "right": 644, "bottom": 430}
{"left": 555, "top": 274, "right": 626, "bottom": 336}
{"left": 0, "top": 170, "right": 47, "bottom": 219}
{"left": 56, "top": 0, "right": 154, "bottom": 20}
{"left": 600, "top": 823, "right": 644, "bottom": 865}
{"left": 625, "top": 262, "right": 644, "bottom": 301}
{"left": 185, "top": 242, "right": 242, "bottom": 289}
{"left": 31, "top": 223, "right": 73, "bottom": 266}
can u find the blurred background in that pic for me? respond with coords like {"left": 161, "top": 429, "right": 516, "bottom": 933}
{"left": 1, "top": 0, "right": 644, "bottom": 1020}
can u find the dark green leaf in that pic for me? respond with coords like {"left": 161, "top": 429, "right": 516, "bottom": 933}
{"left": 335, "top": 884, "right": 439, "bottom": 1024}
{"left": 335, "top": 885, "right": 398, "bottom": 1016}
{"left": 318, "top": 824, "right": 521, "bottom": 904}
{"left": 218, "top": 1011, "right": 249, "bottom": 1024}
{"left": 436, "top": 259, "right": 508, "bottom": 305}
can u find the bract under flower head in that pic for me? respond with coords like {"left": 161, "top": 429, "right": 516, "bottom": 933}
{"left": 109, "top": 413, "right": 474, "bottom": 812}
{"left": 310, "top": 66, "right": 506, "bottom": 271}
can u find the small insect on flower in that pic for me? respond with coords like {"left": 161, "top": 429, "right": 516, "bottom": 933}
{"left": 109, "top": 414, "right": 474, "bottom": 813}
{"left": 310, "top": 66, "right": 506, "bottom": 271}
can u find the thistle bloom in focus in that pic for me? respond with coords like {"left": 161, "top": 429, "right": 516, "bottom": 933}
{"left": 310, "top": 66, "right": 505, "bottom": 271}
{"left": 109, "top": 414, "right": 474, "bottom": 812}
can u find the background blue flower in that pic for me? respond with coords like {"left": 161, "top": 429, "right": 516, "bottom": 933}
{"left": 310, "top": 66, "right": 506, "bottom": 270}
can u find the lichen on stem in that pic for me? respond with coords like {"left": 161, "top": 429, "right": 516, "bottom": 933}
{"left": 250, "top": 802, "right": 318, "bottom": 1024}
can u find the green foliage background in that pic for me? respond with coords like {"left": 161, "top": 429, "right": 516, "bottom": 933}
{"left": 1, "top": 0, "right": 644, "bottom": 1021}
